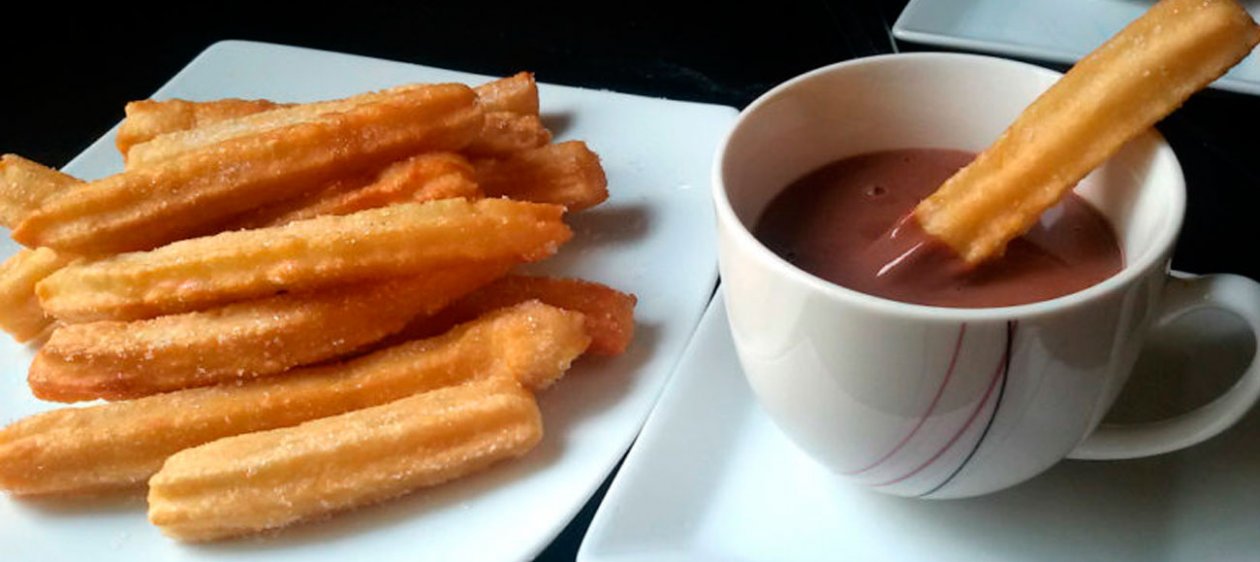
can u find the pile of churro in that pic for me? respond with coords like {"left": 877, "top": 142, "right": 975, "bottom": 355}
{"left": 0, "top": 72, "right": 636, "bottom": 542}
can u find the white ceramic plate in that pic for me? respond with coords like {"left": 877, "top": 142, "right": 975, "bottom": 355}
{"left": 579, "top": 289, "right": 1260, "bottom": 561}
{"left": 0, "top": 40, "right": 736, "bottom": 561}
{"left": 892, "top": 0, "right": 1260, "bottom": 96}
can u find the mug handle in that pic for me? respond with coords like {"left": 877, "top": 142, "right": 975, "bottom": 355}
{"left": 1068, "top": 272, "right": 1260, "bottom": 460}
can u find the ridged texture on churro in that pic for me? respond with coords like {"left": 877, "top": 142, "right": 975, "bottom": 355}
{"left": 914, "top": 0, "right": 1260, "bottom": 264}
{"left": 0, "top": 301, "right": 588, "bottom": 496}
{"left": 475, "top": 141, "right": 609, "bottom": 211}
{"left": 36, "top": 198, "right": 571, "bottom": 322}
{"left": 148, "top": 376, "right": 543, "bottom": 542}
{"left": 28, "top": 262, "right": 512, "bottom": 402}
{"left": 0, "top": 248, "right": 74, "bottom": 342}
{"left": 13, "top": 83, "right": 484, "bottom": 254}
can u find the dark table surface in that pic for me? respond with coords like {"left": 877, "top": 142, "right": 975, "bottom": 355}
{"left": 3, "top": 1, "right": 1258, "bottom": 559}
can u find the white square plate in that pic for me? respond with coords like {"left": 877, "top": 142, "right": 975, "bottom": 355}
{"left": 0, "top": 40, "right": 736, "bottom": 561}
{"left": 579, "top": 289, "right": 1260, "bottom": 561}
{"left": 892, "top": 0, "right": 1260, "bottom": 96}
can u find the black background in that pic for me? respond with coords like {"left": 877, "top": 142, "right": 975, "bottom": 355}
{"left": 2, "top": 1, "right": 1257, "bottom": 559}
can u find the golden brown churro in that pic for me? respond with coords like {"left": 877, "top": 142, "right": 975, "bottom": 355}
{"left": 125, "top": 84, "right": 442, "bottom": 169}
{"left": 0, "top": 248, "right": 75, "bottom": 342}
{"left": 36, "top": 198, "right": 570, "bottom": 322}
{"left": 465, "top": 111, "right": 553, "bottom": 157}
{"left": 0, "top": 155, "right": 83, "bottom": 229}
{"left": 228, "top": 151, "right": 480, "bottom": 229}
{"left": 0, "top": 302, "right": 588, "bottom": 496}
{"left": 475, "top": 141, "right": 608, "bottom": 211}
{"left": 474, "top": 71, "right": 541, "bottom": 115}
{"left": 914, "top": 0, "right": 1260, "bottom": 264}
{"left": 13, "top": 83, "right": 483, "bottom": 254}
{"left": 148, "top": 376, "right": 543, "bottom": 542}
{"left": 28, "top": 262, "right": 512, "bottom": 402}
{"left": 115, "top": 98, "right": 287, "bottom": 158}
{"left": 113, "top": 72, "right": 537, "bottom": 161}
{"left": 394, "top": 275, "right": 636, "bottom": 356}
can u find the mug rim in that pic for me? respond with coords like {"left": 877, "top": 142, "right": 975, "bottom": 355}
{"left": 712, "top": 52, "right": 1187, "bottom": 321}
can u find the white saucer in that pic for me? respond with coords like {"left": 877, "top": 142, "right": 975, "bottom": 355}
{"left": 892, "top": 0, "right": 1260, "bottom": 96}
{"left": 579, "top": 288, "right": 1260, "bottom": 561}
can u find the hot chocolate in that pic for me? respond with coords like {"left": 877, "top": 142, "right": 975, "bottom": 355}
{"left": 754, "top": 149, "right": 1122, "bottom": 308}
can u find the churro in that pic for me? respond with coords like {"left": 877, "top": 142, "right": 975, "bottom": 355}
{"left": 0, "top": 248, "right": 74, "bottom": 342}
{"left": 0, "top": 302, "right": 587, "bottom": 496}
{"left": 112, "top": 72, "right": 537, "bottom": 161}
{"left": 0, "top": 155, "right": 82, "bottom": 229}
{"left": 474, "top": 71, "right": 540, "bottom": 115}
{"left": 475, "top": 140, "right": 608, "bottom": 211}
{"left": 13, "top": 83, "right": 483, "bottom": 254}
{"left": 227, "top": 151, "right": 480, "bottom": 229}
{"left": 148, "top": 376, "right": 543, "bottom": 542}
{"left": 914, "top": 0, "right": 1260, "bottom": 264}
{"left": 115, "top": 98, "right": 286, "bottom": 158}
{"left": 394, "top": 274, "right": 636, "bottom": 356}
{"left": 465, "top": 111, "right": 553, "bottom": 157}
{"left": 125, "top": 84, "right": 441, "bottom": 169}
{"left": 28, "top": 262, "right": 511, "bottom": 402}
{"left": 37, "top": 198, "right": 570, "bottom": 322}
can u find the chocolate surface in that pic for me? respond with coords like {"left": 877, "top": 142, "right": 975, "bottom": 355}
{"left": 755, "top": 149, "right": 1123, "bottom": 308}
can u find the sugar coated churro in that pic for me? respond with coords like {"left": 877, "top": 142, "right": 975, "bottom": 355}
{"left": 474, "top": 72, "right": 540, "bottom": 115}
{"left": 394, "top": 274, "right": 636, "bottom": 356}
{"left": 914, "top": 0, "right": 1260, "bottom": 264}
{"left": 0, "top": 155, "right": 83, "bottom": 229}
{"left": 475, "top": 140, "right": 608, "bottom": 211}
{"left": 465, "top": 111, "right": 553, "bottom": 157}
{"left": 36, "top": 198, "right": 570, "bottom": 322}
{"left": 116, "top": 98, "right": 287, "bottom": 159}
{"left": 13, "top": 83, "right": 483, "bottom": 254}
{"left": 0, "top": 248, "right": 75, "bottom": 342}
{"left": 228, "top": 151, "right": 480, "bottom": 229}
{"left": 148, "top": 376, "right": 543, "bottom": 542}
{"left": 0, "top": 301, "right": 587, "bottom": 496}
{"left": 28, "top": 262, "right": 512, "bottom": 402}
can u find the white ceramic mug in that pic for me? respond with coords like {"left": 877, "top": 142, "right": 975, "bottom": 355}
{"left": 713, "top": 53, "right": 1260, "bottom": 498}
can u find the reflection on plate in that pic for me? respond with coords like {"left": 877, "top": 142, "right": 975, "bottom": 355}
{"left": 0, "top": 40, "right": 736, "bottom": 561}
{"left": 580, "top": 289, "right": 1260, "bottom": 561}
{"left": 892, "top": 0, "right": 1260, "bottom": 96}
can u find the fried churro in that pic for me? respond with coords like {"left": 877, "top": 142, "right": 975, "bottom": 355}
{"left": 116, "top": 98, "right": 286, "bottom": 159}
{"left": 113, "top": 72, "right": 537, "bottom": 162}
{"left": 227, "top": 151, "right": 480, "bottom": 229}
{"left": 0, "top": 248, "right": 75, "bottom": 342}
{"left": 37, "top": 198, "right": 570, "bottom": 323}
{"left": 28, "top": 262, "right": 512, "bottom": 402}
{"left": 0, "top": 302, "right": 588, "bottom": 496}
{"left": 475, "top": 141, "right": 608, "bottom": 211}
{"left": 148, "top": 376, "right": 543, "bottom": 542}
{"left": 474, "top": 71, "right": 540, "bottom": 115}
{"left": 0, "top": 155, "right": 83, "bottom": 229}
{"left": 465, "top": 112, "right": 553, "bottom": 157}
{"left": 125, "top": 84, "right": 441, "bottom": 169}
{"left": 914, "top": 0, "right": 1260, "bottom": 264}
{"left": 394, "top": 274, "right": 636, "bottom": 356}
{"left": 14, "top": 83, "right": 483, "bottom": 255}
